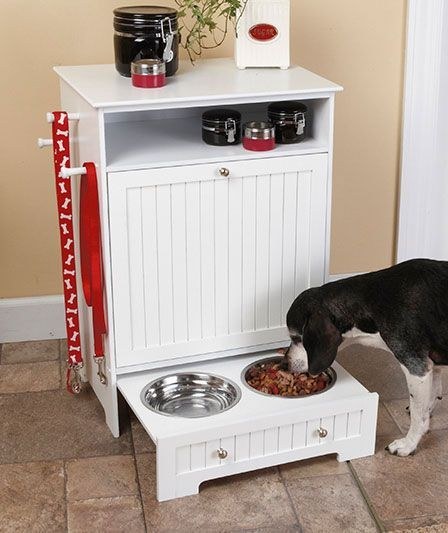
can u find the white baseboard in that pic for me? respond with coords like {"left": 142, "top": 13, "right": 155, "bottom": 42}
{"left": 0, "top": 295, "right": 66, "bottom": 343}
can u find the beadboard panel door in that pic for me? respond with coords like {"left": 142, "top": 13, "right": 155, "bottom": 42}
{"left": 108, "top": 154, "right": 328, "bottom": 368}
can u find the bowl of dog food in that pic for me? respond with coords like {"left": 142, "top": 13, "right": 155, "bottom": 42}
{"left": 141, "top": 372, "right": 241, "bottom": 418}
{"left": 242, "top": 356, "right": 336, "bottom": 398}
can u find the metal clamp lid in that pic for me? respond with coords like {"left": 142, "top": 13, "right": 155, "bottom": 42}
{"left": 161, "top": 17, "right": 175, "bottom": 62}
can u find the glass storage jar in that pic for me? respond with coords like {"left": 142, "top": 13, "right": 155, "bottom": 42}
{"left": 113, "top": 6, "right": 179, "bottom": 78}
{"left": 202, "top": 109, "right": 242, "bottom": 146}
{"left": 267, "top": 101, "right": 309, "bottom": 144}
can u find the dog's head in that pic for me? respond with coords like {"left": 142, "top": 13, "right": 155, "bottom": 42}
{"left": 286, "top": 290, "right": 342, "bottom": 375}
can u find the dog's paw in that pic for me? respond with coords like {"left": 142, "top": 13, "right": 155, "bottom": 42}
{"left": 386, "top": 437, "right": 417, "bottom": 457}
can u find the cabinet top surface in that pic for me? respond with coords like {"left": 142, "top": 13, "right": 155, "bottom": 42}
{"left": 54, "top": 58, "right": 342, "bottom": 110}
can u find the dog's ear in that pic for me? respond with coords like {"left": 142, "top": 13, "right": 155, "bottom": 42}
{"left": 303, "top": 310, "right": 342, "bottom": 374}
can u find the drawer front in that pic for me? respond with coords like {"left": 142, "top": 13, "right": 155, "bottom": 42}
{"left": 175, "top": 410, "right": 362, "bottom": 474}
{"left": 108, "top": 154, "right": 328, "bottom": 368}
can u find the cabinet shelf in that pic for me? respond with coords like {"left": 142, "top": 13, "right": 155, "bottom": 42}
{"left": 105, "top": 117, "right": 328, "bottom": 172}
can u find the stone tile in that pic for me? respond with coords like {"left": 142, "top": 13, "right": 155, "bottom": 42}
{"left": 0, "top": 461, "right": 65, "bottom": 532}
{"left": 385, "top": 397, "right": 448, "bottom": 433}
{"left": 279, "top": 453, "right": 348, "bottom": 481}
{"left": 285, "top": 473, "right": 377, "bottom": 532}
{"left": 60, "top": 339, "right": 68, "bottom": 361}
{"left": 385, "top": 514, "right": 448, "bottom": 532}
{"left": 67, "top": 495, "right": 145, "bottom": 533}
{"left": 1, "top": 340, "right": 60, "bottom": 364}
{"left": 336, "top": 345, "right": 408, "bottom": 400}
{"left": 130, "top": 412, "right": 156, "bottom": 454}
{"left": 136, "top": 454, "right": 298, "bottom": 531}
{"left": 243, "top": 527, "right": 301, "bottom": 533}
{"left": 351, "top": 430, "right": 448, "bottom": 524}
{"left": 66, "top": 455, "right": 139, "bottom": 501}
{"left": 377, "top": 401, "right": 402, "bottom": 436}
{"left": 0, "top": 361, "right": 60, "bottom": 394}
{"left": 0, "top": 388, "right": 132, "bottom": 463}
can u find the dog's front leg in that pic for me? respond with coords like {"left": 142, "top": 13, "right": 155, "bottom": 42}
{"left": 387, "top": 362, "right": 433, "bottom": 457}
{"left": 430, "top": 366, "right": 443, "bottom": 413}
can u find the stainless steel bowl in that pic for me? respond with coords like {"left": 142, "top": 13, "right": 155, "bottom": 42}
{"left": 141, "top": 372, "right": 241, "bottom": 418}
{"left": 241, "top": 356, "right": 337, "bottom": 398}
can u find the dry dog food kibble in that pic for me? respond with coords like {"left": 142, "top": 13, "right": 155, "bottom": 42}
{"left": 246, "top": 361, "right": 330, "bottom": 397}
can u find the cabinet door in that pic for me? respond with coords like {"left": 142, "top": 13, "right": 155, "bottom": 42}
{"left": 109, "top": 154, "right": 328, "bottom": 368}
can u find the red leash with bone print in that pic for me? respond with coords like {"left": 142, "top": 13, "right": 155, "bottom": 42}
{"left": 51, "top": 112, "right": 107, "bottom": 392}
{"left": 51, "top": 111, "right": 83, "bottom": 393}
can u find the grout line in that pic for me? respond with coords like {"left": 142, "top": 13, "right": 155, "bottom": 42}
{"left": 277, "top": 465, "right": 304, "bottom": 532}
{"left": 0, "top": 452, "right": 140, "bottom": 468}
{"left": 382, "top": 401, "right": 407, "bottom": 435}
{"left": 129, "top": 409, "right": 148, "bottom": 533}
{"left": 62, "top": 460, "right": 69, "bottom": 532}
{"left": 347, "top": 460, "right": 385, "bottom": 533}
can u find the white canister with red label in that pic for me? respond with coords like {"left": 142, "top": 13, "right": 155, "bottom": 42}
{"left": 235, "top": 0, "right": 290, "bottom": 69}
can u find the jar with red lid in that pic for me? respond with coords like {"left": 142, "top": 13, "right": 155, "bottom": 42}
{"left": 242, "top": 121, "right": 276, "bottom": 151}
{"left": 131, "top": 59, "right": 166, "bottom": 88}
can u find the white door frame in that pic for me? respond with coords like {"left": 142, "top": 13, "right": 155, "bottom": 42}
{"left": 397, "top": 0, "right": 448, "bottom": 262}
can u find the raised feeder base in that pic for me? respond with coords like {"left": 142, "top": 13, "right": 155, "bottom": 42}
{"left": 118, "top": 350, "right": 378, "bottom": 502}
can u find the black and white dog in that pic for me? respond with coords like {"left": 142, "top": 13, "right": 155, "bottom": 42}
{"left": 285, "top": 258, "right": 448, "bottom": 457}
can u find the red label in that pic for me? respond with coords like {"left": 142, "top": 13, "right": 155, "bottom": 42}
{"left": 249, "top": 23, "right": 278, "bottom": 42}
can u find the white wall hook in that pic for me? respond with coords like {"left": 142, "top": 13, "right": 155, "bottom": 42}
{"left": 37, "top": 138, "right": 53, "bottom": 148}
{"left": 46, "top": 112, "right": 80, "bottom": 124}
{"left": 60, "top": 166, "right": 87, "bottom": 178}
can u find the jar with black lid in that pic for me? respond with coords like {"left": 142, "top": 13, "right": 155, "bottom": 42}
{"left": 113, "top": 6, "right": 179, "bottom": 77}
{"left": 202, "top": 109, "right": 241, "bottom": 146}
{"left": 267, "top": 101, "right": 309, "bottom": 144}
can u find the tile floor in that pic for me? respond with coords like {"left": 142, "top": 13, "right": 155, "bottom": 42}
{"left": 0, "top": 340, "right": 447, "bottom": 532}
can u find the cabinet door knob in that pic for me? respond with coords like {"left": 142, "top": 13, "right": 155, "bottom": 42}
{"left": 318, "top": 427, "right": 328, "bottom": 438}
{"left": 219, "top": 167, "right": 230, "bottom": 177}
{"left": 217, "top": 447, "right": 228, "bottom": 459}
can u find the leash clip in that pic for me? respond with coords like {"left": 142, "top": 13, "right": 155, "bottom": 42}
{"left": 95, "top": 356, "right": 107, "bottom": 385}
{"left": 67, "top": 364, "right": 84, "bottom": 394}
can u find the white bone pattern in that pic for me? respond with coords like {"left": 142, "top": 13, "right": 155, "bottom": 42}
{"left": 67, "top": 317, "right": 75, "bottom": 328}
{"left": 58, "top": 182, "right": 67, "bottom": 194}
{"left": 64, "top": 269, "right": 75, "bottom": 276}
{"left": 57, "top": 113, "right": 66, "bottom": 125}
{"left": 70, "top": 331, "right": 79, "bottom": 342}
{"left": 60, "top": 223, "right": 69, "bottom": 235}
{"left": 64, "top": 278, "right": 73, "bottom": 290}
{"left": 65, "top": 255, "right": 74, "bottom": 266}
{"left": 64, "top": 238, "right": 73, "bottom": 250}
{"left": 61, "top": 198, "right": 71, "bottom": 210}
{"left": 67, "top": 293, "right": 76, "bottom": 304}
{"left": 56, "top": 140, "right": 65, "bottom": 152}
{"left": 56, "top": 129, "right": 69, "bottom": 137}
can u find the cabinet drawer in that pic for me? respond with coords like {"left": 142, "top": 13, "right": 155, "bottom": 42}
{"left": 176, "top": 410, "right": 363, "bottom": 474}
{"left": 109, "top": 154, "right": 328, "bottom": 369}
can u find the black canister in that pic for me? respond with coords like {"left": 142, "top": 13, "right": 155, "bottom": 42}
{"left": 113, "top": 6, "right": 179, "bottom": 77}
{"left": 202, "top": 109, "right": 242, "bottom": 146}
{"left": 267, "top": 101, "right": 309, "bottom": 144}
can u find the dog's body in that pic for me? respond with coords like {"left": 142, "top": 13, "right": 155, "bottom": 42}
{"left": 285, "top": 258, "right": 448, "bottom": 456}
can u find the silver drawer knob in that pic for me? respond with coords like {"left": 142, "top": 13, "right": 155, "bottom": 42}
{"left": 217, "top": 447, "right": 228, "bottom": 459}
{"left": 318, "top": 427, "right": 328, "bottom": 438}
{"left": 219, "top": 167, "right": 230, "bottom": 177}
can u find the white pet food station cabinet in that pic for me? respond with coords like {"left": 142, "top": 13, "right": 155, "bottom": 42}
{"left": 47, "top": 58, "right": 378, "bottom": 501}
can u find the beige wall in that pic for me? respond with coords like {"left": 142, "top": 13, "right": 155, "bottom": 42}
{"left": 0, "top": 0, "right": 406, "bottom": 298}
